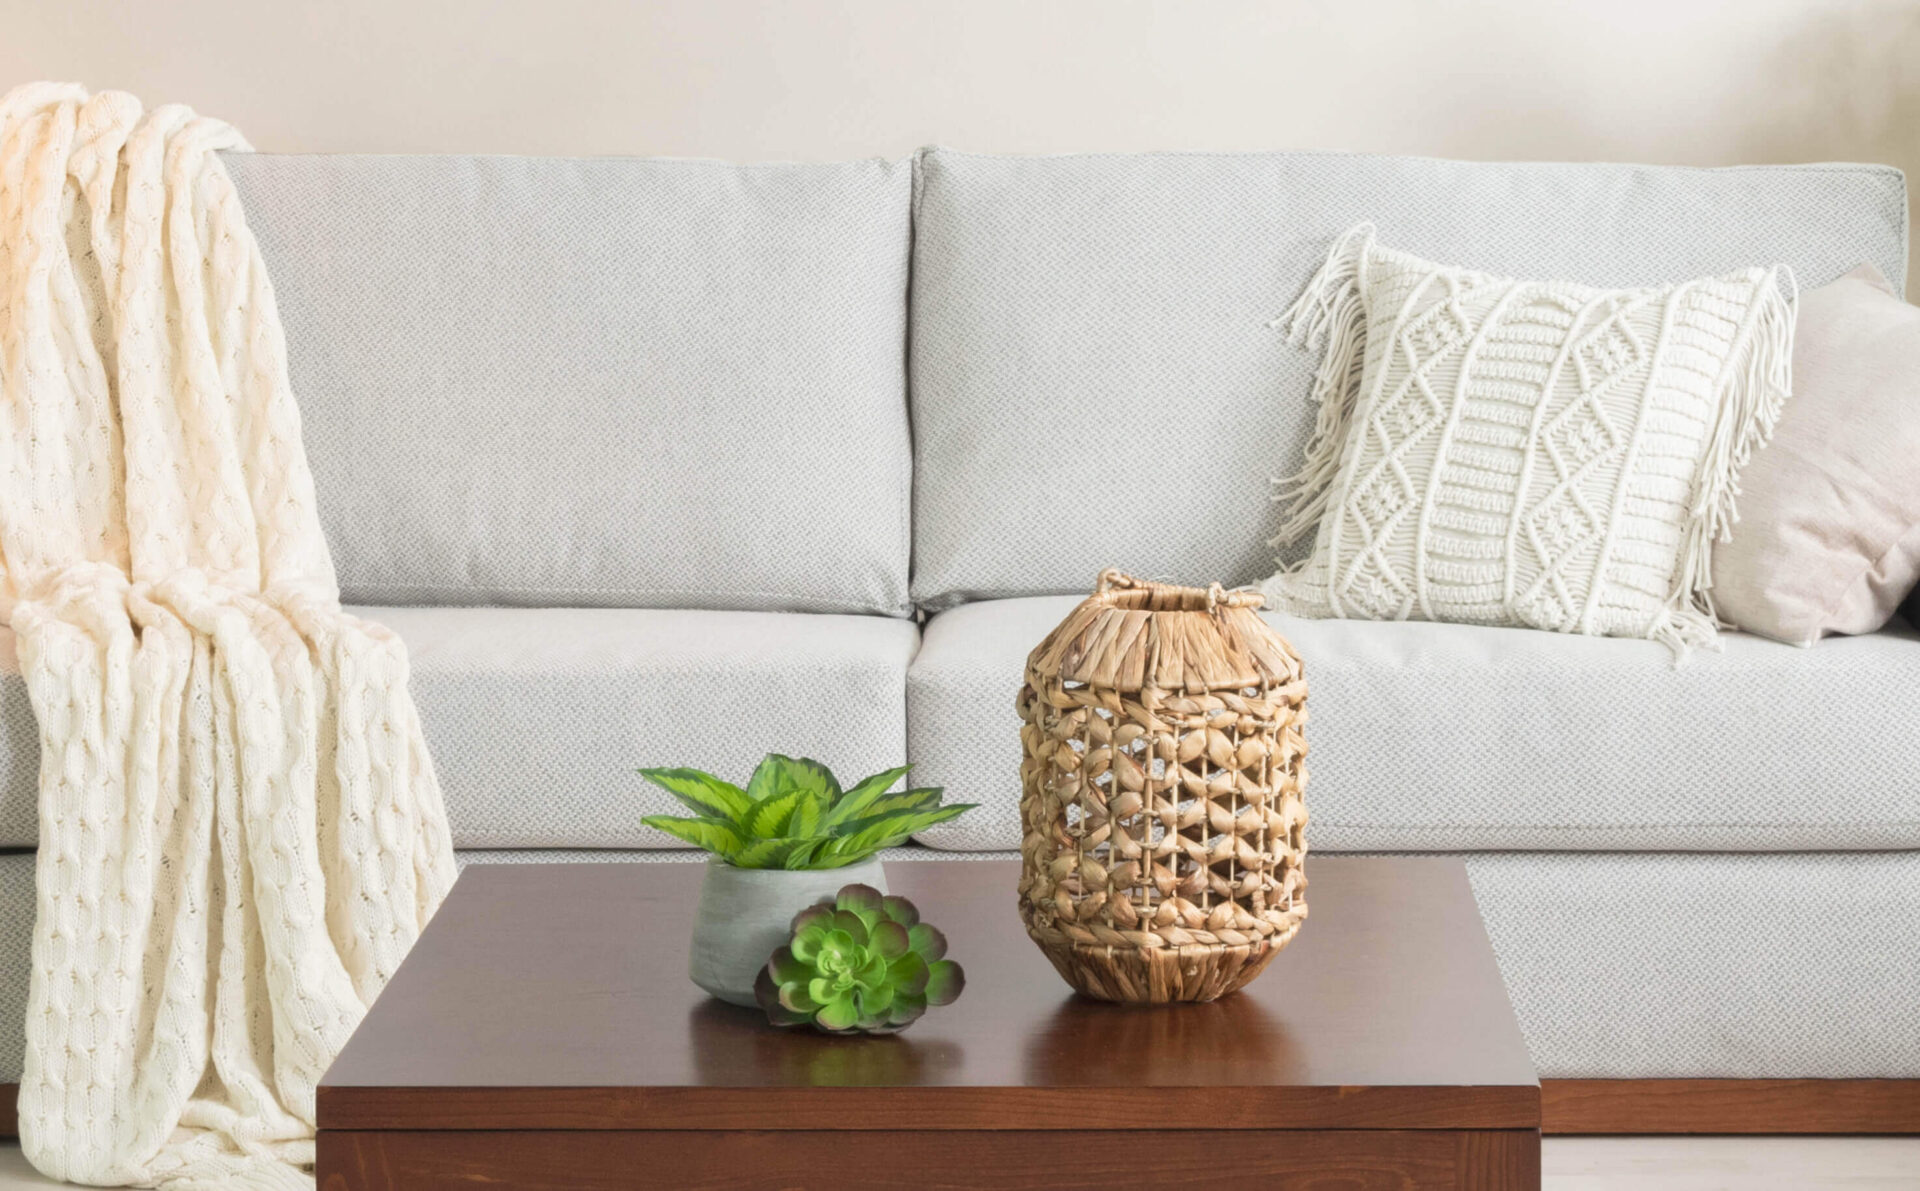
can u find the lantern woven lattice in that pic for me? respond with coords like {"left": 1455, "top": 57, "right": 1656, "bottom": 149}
{"left": 1017, "top": 571, "right": 1309, "bottom": 1003}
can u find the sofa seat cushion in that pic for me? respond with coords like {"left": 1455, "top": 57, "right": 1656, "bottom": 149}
{"left": 0, "top": 607, "right": 917, "bottom": 850}
{"left": 907, "top": 596, "right": 1920, "bottom": 852}
{"left": 394, "top": 606, "right": 917, "bottom": 848}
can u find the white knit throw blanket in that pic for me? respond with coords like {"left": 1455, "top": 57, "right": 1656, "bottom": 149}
{"left": 0, "top": 84, "right": 456, "bottom": 1188}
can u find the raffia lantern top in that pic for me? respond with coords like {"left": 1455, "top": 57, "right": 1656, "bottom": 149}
{"left": 1025, "top": 571, "right": 1305, "bottom": 695}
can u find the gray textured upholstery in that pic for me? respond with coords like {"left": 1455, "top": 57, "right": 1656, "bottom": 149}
{"left": 907, "top": 596, "right": 1920, "bottom": 853}
{"left": 23, "top": 597, "right": 1910, "bottom": 854}
{"left": 390, "top": 606, "right": 917, "bottom": 849}
{"left": 0, "top": 852, "right": 26, "bottom": 1083}
{"left": 0, "top": 633, "right": 28, "bottom": 852}
{"left": 226, "top": 153, "right": 913, "bottom": 615}
{"left": 0, "top": 609, "right": 918, "bottom": 850}
{"left": 0, "top": 849, "right": 1909, "bottom": 1082}
{"left": 909, "top": 149, "right": 1910, "bottom": 607}
{"left": 1465, "top": 850, "right": 1920, "bottom": 1078}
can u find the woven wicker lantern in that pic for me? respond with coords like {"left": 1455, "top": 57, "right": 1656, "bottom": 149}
{"left": 1017, "top": 571, "right": 1309, "bottom": 1003}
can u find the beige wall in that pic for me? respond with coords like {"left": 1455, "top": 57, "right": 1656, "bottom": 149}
{"left": 5, "top": 0, "right": 1916, "bottom": 271}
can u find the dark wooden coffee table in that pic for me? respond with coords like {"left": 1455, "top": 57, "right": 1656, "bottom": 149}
{"left": 316, "top": 857, "right": 1540, "bottom": 1189}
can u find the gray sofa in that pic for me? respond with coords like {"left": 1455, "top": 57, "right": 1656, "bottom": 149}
{"left": 0, "top": 147, "right": 1914, "bottom": 1089}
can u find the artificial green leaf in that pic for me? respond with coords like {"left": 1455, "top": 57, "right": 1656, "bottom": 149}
{"left": 816, "top": 804, "right": 975, "bottom": 866}
{"left": 789, "top": 910, "right": 833, "bottom": 962}
{"left": 822, "top": 928, "right": 857, "bottom": 965}
{"left": 777, "top": 756, "right": 841, "bottom": 804}
{"left": 886, "top": 992, "right": 927, "bottom": 1027}
{"left": 870, "top": 919, "right": 910, "bottom": 960}
{"left": 637, "top": 768, "right": 752, "bottom": 824}
{"left": 854, "top": 950, "right": 889, "bottom": 989}
{"left": 747, "top": 754, "right": 840, "bottom": 810}
{"left": 731, "top": 838, "right": 798, "bottom": 869}
{"left": 816, "top": 993, "right": 861, "bottom": 1031}
{"left": 782, "top": 838, "right": 831, "bottom": 870}
{"left": 829, "top": 911, "right": 870, "bottom": 948}
{"left": 790, "top": 904, "right": 834, "bottom": 935}
{"left": 640, "top": 815, "right": 743, "bottom": 859}
{"left": 780, "top": 980, "right": 822, "bottom": 1015}
{"left": 826, "top": 807, "right": 934, "bottom": 855}
{"left": 925, "top": 959, "right": 965, "bottom": 1006}
{"left": 888, "top": 952, "right": 928, "bottom": 996}
{"left": 747, "top": 790, "right": 805, "bottom": 839}
{"left": 820, "top": 765, "right": 913, "bottom": 827}
{"left": 860, "top": 983, "right": 895, "bottom": 1016}
{"left": 815, "top": 831, "right": 891, "bottom": 867}
{"left": 788, "top": 793, "right": 823, "bottom": 839}
{"left": 836, "top": 802, "right": 977, "bottom": 846}
{"left": 880, "top": 895, "right": 919, "bottom": 927}
{"left": 755, "top": 967, "right": 809, "bottom": 1026}
{"left": 836, "top": 884, "right": 885, "bottom": 924}
{"left": 830, "top": 789, "right": 944, "bottom": 831}
{"left": 908, "top": 922, "right": 948, "bottom": 963}
{"left": 745, "top": 755, "right": 787, "bottom": 805}
{"left": 766, "top": 945, "right": 809, "bottom": 987}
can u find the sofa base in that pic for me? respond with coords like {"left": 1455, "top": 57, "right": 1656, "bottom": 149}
{"left": 1541, "top": 1079, "right": 1920, "bottom": 1134}
{"left": 0, "top": 1080, "right": 1914, "bottom": 1140}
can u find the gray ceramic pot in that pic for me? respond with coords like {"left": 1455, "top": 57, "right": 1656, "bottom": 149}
{"left": 688, "top": 856, "right": 889, "bottom": 1007}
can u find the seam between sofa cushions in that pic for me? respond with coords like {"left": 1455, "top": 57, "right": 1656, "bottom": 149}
{"left": 339, "top": 579, "right": 911, "bottom": 611}
{"left": 348, "top": 581, "right": 894, "bottom": 597}
{"left": 232, "top": 151, "right": 912, "bottom": 172}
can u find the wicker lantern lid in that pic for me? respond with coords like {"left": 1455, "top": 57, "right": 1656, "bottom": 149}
{"left": 1026, "top": 570, "right": 1303, "bottom": 696}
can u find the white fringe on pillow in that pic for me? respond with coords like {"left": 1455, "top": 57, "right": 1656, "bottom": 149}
{"left": 1264, "top": 223, "right": 1796, "bottom": 661}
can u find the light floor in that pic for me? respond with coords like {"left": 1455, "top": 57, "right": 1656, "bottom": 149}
{"left": 1544, "top": 1138, "right": 1920, "bottom": 1189}
{"left": 0, "top": 1138, "right": 1913, "bottom": 1188}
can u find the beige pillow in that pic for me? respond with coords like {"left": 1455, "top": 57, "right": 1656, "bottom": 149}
{"left": 1713, "top": 265, "right": 1920, "bottom": 646}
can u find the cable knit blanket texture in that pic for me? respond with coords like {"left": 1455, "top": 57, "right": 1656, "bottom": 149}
{"left": 0, "top": 84, "right": 455, "bottom": 1187}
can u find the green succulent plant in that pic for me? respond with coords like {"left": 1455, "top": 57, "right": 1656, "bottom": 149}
{"left": 755, "top": 884, "right": 965, "bottom": 1034}
{"left": 638, "top": 754, "right": 976, "bottom": 870}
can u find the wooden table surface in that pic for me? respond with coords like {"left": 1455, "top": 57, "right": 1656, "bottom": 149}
{"left": 319, "top": 856, "right": 1541, "bottom": 1189}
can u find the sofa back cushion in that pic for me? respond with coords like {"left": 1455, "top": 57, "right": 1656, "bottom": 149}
{"left": 227, "top": 154, "right": 913, "bottom": 615}
{"left": 908, "top": 149, "right": 1909, "bottom": 608}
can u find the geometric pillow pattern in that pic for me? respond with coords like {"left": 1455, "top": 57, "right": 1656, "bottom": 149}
{"left": 1264, "top": 224, "right": 1796, "bottom": 656}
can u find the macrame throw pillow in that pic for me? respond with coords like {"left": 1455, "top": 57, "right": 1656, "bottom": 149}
{"left": 1261, "top": 224, "right": 1796, "bottom": 655}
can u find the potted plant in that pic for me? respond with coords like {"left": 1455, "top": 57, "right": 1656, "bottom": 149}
{"left": 640, "top": 755, "right": 975, "bottom": 1006}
